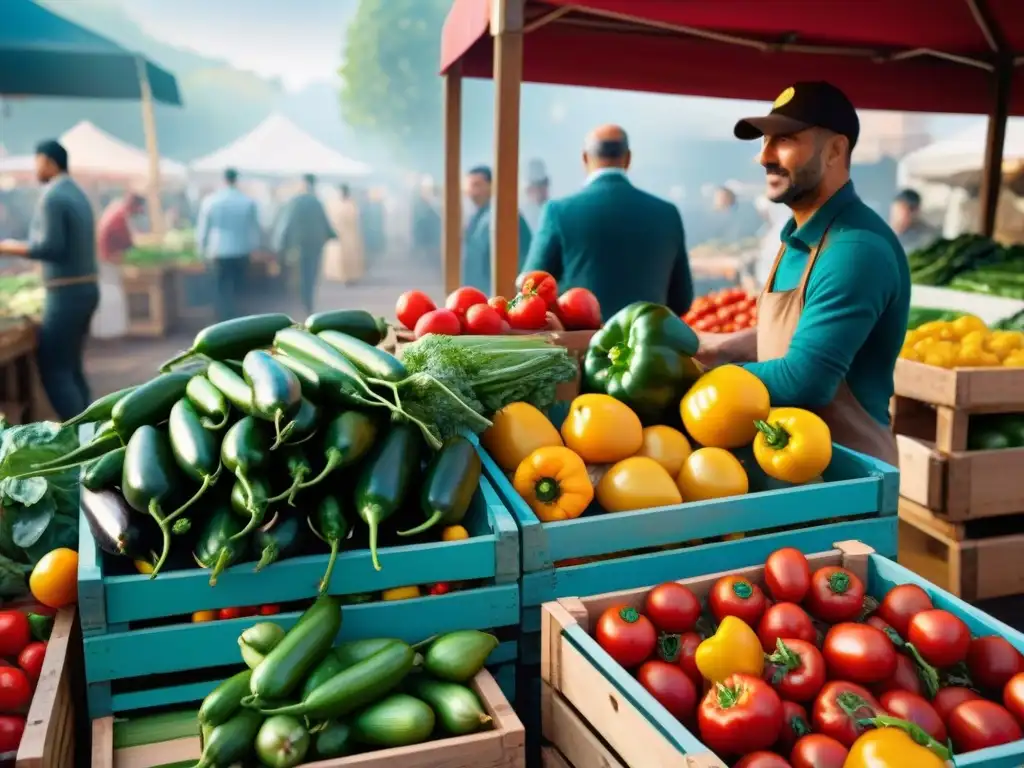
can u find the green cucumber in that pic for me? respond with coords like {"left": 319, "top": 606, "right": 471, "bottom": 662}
{"left": 312, "top": 720, "right": 353, "bottom": 759}
{"left": 301, "top": 651, "right": 345, "bottom": 701}
{"left": 161, "top": 312, "right": 295, "bottom": 370}
{"left": 193, "top": 504, "right": 250, "bottom": 586}
{"left": 193, "top": 708, "right": 263, "bottom": 768}
{"left": 239, "top": 623, "right": 287, "bottom": 670}
{"left": 282, "top": 399, "right": 319, "bottom": 447}
{"left": 62, "top": 384, "right": 137, "bottom": 428}
{"left": 399, "top": 435, "right": 480, "bottom": 536}
{"left": 272, "top": 328, "right": 385, "bottom": 409}
{"left": 111, "top": 371, "right": 193, "bottom": 442}
{"left": 253, "top": 511, "right": 307, "bottom": 572}
{"left": 304, "top": 309, "right": 387, "bottom": 345}
{"left": 298, "top": 410, "right": 378, "bottom": 490}
{"left": 424, "top": 630, "right": 499, "bottom": 682}
{"left": 185, "top": 375, "right": 231, "bottom": 430}
{"left": 308, "top": 495, "right": 350, "bottom": 595}
{"left": 167, "top": 398, "right": 222, "bottom": 512}
{"left": 221, "top": 416, "right": 273, "bottom": 530}
{"left": 208, "top": 361, "right": 256, "bottom": 415}
{"left": 198, "top": 668, "right": 253, "bottom": 727}
{"left": 332, "top": 638, "right": 397, "bottom": 670}
{"left": 270, "top": 352, "right": 321, "bottom": 401}
{"left": 351, "top": 693, "right": 435, "bottom": 748}
{"left": 243, "top": 350, "right": 302, "bottom": 448}
{"left": 406, "top": 676, "right": 491, "bottom": 735}
{"left": 317, "top": 329, "right": 406, "bottom": 382}
{"left": 255, "top": 715, "right": 310, "bottom": 768}
{"left": 82, "top": 447, "right": 126, "bottom": 492}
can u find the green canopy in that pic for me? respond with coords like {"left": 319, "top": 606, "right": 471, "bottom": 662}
{"left": 0, "top": 0, "right": 181, "bottom": 105}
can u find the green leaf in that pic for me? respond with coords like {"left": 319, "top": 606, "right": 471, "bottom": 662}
{"left": 0, "top": 421, "right": 78, "bottom": 482}
{"left": 0, "top": 476, "right": 48, "bottom": 506}
{"left": 10, "top": 497, "right": 56, "bottom": 549}
{"left": 0, "top": 553, "right": 30, "bottom": 599}
{"left": 24, "top": 510, "right": 77, "bottom": 564}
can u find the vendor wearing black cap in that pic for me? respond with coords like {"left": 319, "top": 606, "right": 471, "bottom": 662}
{"left": 0, "top": 140, "right": 100, "bottom": 420}
{"left": 697, "top": 82, "right": 909, "bottom": 464}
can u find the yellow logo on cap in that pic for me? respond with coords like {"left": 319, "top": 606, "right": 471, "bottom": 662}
{"left": 773, "top": 86, "right": 795, "bottom": 109}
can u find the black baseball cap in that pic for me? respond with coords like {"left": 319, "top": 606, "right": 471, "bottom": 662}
{"left": 734, "top": 81, "right": 860, "bottom": 149}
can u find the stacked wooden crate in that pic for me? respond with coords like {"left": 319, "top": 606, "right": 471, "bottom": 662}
{"left": 893, "top": 358, "right": 1024, "bottom": 600}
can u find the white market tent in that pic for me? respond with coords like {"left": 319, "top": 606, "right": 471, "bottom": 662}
{"left": 899, "top": 119, "right": 1024, "bottom": 186}
{"left": 0, "top": 120, "right": 188, "bottom": 181}
{"left": 190, "top": 113, "right": 371, "bottom": 179}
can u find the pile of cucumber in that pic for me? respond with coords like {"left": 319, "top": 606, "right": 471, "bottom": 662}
{"left": 196, "top": 597, "right": 498, "bottom": 767}
{"left": 909, "top": 234, "right": 1024, "bottom": 297}
{"left": 16, "top": 309, "right": 483, "bottom": 586}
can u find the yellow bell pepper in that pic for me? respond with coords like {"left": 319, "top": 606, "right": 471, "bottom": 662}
{"left": 844, "top": 717, "right": 951, "bottom": 768}
{"left": 753, "top": 407, "right": 833, "bottom": 484}
{"left": 596, "top": 456, "right": 682, "bottom": 512}
{"left": 916, "top": 320, "right": 955, "bottom": 340}
{"left": 1005, "top": 351, "right": 1024, "bottom": 368}
{"left": 695, "top": 616, "right": 764, "bottom": 683}
{"left": 381, "top": 586, "right": 421, "bottom": 601}
{"left": 513, "top": 446, "right": 594, "bottom": 522}
{"left": 951, "top": 314, "right": 987, "bottom": 339}
{"left": 988, "top": 330, "right": 1024, "bottom": 359}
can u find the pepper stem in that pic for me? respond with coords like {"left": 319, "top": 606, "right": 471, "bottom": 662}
{"left": 658, "top": 634, "right": 681, "bottom": 663}
{"left": 296, "top": 451, "right": 342, "bottom": 489}
{"left": 903, "top": 642, "right": 941, "bottom": 699}
{"left": 715, "top": 682, "right": 739, "bottom": 709}
{"left": 856, "top": 715, "right": 952, "bottom": 762}
{"left": 534, "top": 477, "right": 562, "bottom": 503}
{"left": 754, "top": 419, "right": 791, "bottom": 449}
{"left": 767, "top": 638, "right": 803, "bottom": 672}
{"left": 607, "top": 342, "right": 631, "bottom": 368}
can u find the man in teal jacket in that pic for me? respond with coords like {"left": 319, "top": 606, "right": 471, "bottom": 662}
{"left": 521, "top": 125, "right": 693, "bottom": 319}
{"left": 461, "top": 166, "right": 532, "bottom": 293}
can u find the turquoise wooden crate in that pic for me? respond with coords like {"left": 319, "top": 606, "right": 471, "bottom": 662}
{"left": 542, "top": 542, "right": 1024, "bottom": 768}
{"left": 78, "top": 474, "right": 521, "bottom": 719}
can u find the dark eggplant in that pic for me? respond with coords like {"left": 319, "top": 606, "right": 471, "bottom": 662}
{"left": 253, "top": 510, "right": 308, "bottom": 572}
{"left": 82, "top": 488, "right": 159, "bottom": 560}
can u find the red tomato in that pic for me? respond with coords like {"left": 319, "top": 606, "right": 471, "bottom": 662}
{"left": 821, "top": 623, "right": 897, "bottom": 684}
{"left": 259, "top": 605, "right": 281, "bottom": 616}
{"left": 709, "top": 575, "right": 767, "bottom": 627}
{"left": 414, "top": 308, "right": 462, "bottom": 338}
{"left": 865, "top": 615, "right": 898, "bottom": 638}
{"left": 872, "top": 653, "right": 924, "bottom": 697}
{"left": 933, "top": 686, "right": 983, "bottom": 722}
{"left": 658, "top": 631, "right": 703, "bottom": 689}
{"left": 445, "top": 287, "right": 489, "bottom": 318}
{"left": 878, "top": 690, "right": 946, "bottom": 742}
{"left": 636, "top": 660, "right": 698, "bottom": 723}
{"left": 644, "top": 582, "right": 701, "bottom": 634}
{"left": 594, "top": 605, "right": 656, "bottom": 669}
{"left": 217, "top": 607, "right": 257, "bottom": 620}
{"left": 698, "top": 673, "right": 784, "bottom": 757}
{"left": 876, "top": 584, "right": 933, "bottom": 639}
{"left": 716, "top": 305, "right": 738, "bottom": 321}
{"left": 775, "top": 699, "right": 811, "bottom": 755}
{"left": 516, "top": 270, "right": 558, "bottom": 307}
{"left": 487, "top": 296, "right": 509, "bottom": 320}
{"left": 804, "top": 567, "right": 865, "bottom": 624}
{"left": 947, "top": 699, "right": 1023, "bottom": 753}
{"left": 694, "top": 316, "right": 717, "bottom": 332}
{"left": 789, "top": 733, "right": 848, "bottom": 768}
{"left": 1003, "top": 672, "right": 1024, "bottom": 727}
{"left": 811, "top": 681, "right": 886, "bottom": 748}
{"left": 733, "top": 312, "right": 752, "bottom": 327}
{"left": 463, "top": 303, "right": 504, "bottom": 335}
{"left": 17, "top": 642, "right": 46, "bottom": 685}
{"left": 765, "top": 639, "right": 826, "bottom": 703}
{"left": 555, "top": 287, "right": 602, "bottom": 330}
{"left": 395, "top": 290, "right": 435, "bottom": 330}
{"left": 0, "top": 715, "right": 24, "bottom": 753}
{"left": 0, "top": 612, "right": 30, "bottom": 658}
{"left": 734, "top": 752, "right": 792, "bottom": 768}
{"left": 758, "top": 603, "right": 816, "bottom": 652}
{"left": 506, "top": 293, "right": 548, "bottom": 330}
{"left": 0, "top": 667, "right": 32, "bottom": 713}
{"left": 967, "top": 636, "right": 1022, "bottom": 692}
{"left": 907, "top": 609, "right": 970, "bottom": 668}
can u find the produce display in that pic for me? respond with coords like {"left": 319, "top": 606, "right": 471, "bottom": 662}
{"left": 0, "top": 272, "right": 43, "bottom": 319}
{"left": 900, "top": 314, "right": 1024, "bottom": 368}
{"left": 909, "top": 234, "right": 1024, "bottom": 298}
{"left": 10, "top": 309, "right": 576, "bottom": 583}
{"left": 682, "top": 287, "right": 758, "bottom": 332}
{"left": 124, "top": 244, "right": 200, "bottom": 267}
{"left": 192, "top": 597, "right": 499, "bottom": 766}
{"left": 0, "top": 607, "right": 55, "bottom": 757}
{"left": 590, "top": 548, "right": 1024, "bottom": 766}
{"left": 395, "top": 271, "right": 602, "bottom": 337}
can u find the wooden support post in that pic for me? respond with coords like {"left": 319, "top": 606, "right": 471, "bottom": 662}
{"left": 490, "top": 0, "right": 525, "bottom": 297}
{"left": 442, "top": 66, "right": 463, "bottom": 295}
{"left": 136, "top": 57, "right": 166, "bottom": 236}
{"left": 979, "top": 56, "right": 1013, "bottom": 237}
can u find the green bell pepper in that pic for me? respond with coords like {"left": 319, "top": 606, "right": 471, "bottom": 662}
{"left": 582, "top": 302, "right": 702, "bottom": 424}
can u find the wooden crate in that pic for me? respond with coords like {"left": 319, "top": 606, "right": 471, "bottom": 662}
{"left": 90, "top": 669, "right": 525, "bottom": 768}
{"left": 0, "top": 321, "right": 37, "bottom": 425}
{"left": 540, "top": 540, "right": 1024, "bottom": 768}
{"left": 898, "top": 497, "right": 1024, "bottom": 601}
{"left": 15, "top": 608, "right": 82, "bottom": 768}
{"left": 120, "top": 266, "right": 170, "bottom": 338}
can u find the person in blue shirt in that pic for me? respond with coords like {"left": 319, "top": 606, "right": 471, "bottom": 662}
{"left": 196, "top": 168, "right": 263, "bottom": 321}
{"left": 461, "top": 166, "right": 532, "bottom": 294}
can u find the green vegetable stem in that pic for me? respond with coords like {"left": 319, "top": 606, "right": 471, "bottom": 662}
{"left": 298, "top": 411, "right": 378, "bottom": 491}
{"left": 308, "top": 495, "right": 351, "bottom": 594}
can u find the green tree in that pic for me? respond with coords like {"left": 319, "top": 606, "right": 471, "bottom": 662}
{"left": 339, "top": 0, "right": 451, "bottom": 164}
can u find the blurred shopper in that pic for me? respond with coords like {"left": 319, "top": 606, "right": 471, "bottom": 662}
{"left": 197, "top": 168, "right": 262, "bottom": 322}
{"left": 0, "top": 140, "right": 99, "bottom": 419}
{"left": 93, "top": 192, "right": 144, "bottom": 339}
{"left": 362, "top": 187, "right": 387, "bottom": 262}
{"left": 522, "top": 159, "right": 550, "bottom": 233}
{"left": 322, "top": 184, "right": 365, "bottom": 285}
{"left": 889, "top": 188, "right": 939, "bottom": 253}
{"left": 462, "top": 166, "right": 532, "bottom": 293}
{"left": 273, "top": 174, "right": 334, "bottom": 313}
{"left": 412, "top": 176, "right": 441, "bottom": 269}
{"left": 523, "top": 125, "right": 693, "bottom": 317}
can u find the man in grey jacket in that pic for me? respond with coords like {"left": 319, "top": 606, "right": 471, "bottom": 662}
{"left": 0, "top": 140, "right": 98, "bottom": 420}
{"left": 272, "top": 174, "right": 334, "bottom": 314}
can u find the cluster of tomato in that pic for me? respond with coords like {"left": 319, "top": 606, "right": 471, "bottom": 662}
{"left": 592, "top": 547, "right": 1024, "bottom": 767}
{"left": 0, "top": 610, "right": 51, "bottom": 754}
{"left": 682, "top": 288, "right": 757, "bottom": 333}
{"left": 191, "top": 604, "right": 282, "bottom": 623}
{"left": 395, "top": 271, "right": 601, "bottom": 339}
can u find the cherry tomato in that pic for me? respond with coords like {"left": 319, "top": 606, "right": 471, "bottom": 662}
{"left": 0, "top": 667, "right": 32, "bottom": 713}
{"left": 821, "top": 623, "right": 896, "bottom": 684}
{"left": 698, "top": 673, "right": 784, "bottom": 757}
{"left": 0, "top": 716, "right": 25, "bottom": 753}
{"left": 0, "top": 612, "right": 30, "bottom": 658}
{"left": 734, "top": 752, "right": 792, "bottom": 768}
{"left": 658, "top": 631, "right": 703, "bottom": 688}
{"left": 259, "top": 604, "right": 281, "bottom": 616}
{"left": 555, "top": 287, "right": 602, "bottom": 330}
{"left": 733, "top": 312, "right": 752, "bottom": 327}
{"left": 506, "top": 293, "right": 548, "bottom": 330}
{"left": 775, "top": 699, "right": 811, "bottom": 755}
{"left": 765, "top": 548, "right": 811, "bottom": 603}
{"left": 487, "top": 295, "right": 509, "bottom": 320}
{"left": 414, "top": 308, "right": 461, "bottom": 338}
{"left": 947, "top": 699, "right": 1023, "bottom": 753}
{"left": 765, "top": 639, "right": 826, "bottom": 703}
{"left": 644, "top": 582, "right": 701, "bottom": 634}
{"left": 804, "top": 567, "right": 865, "bottom": 624}
{"left": 445, "top": 286, "right": 489, "bottom": 318}
{"left": 709, "top": 575, "right": 767, "bottom": 627}
{"left": 876, "top": 584, "right": 933, "bottom": 639}
{"left": 636, "top": 660, "right": 697, "bottom": 723}
{"left": 872, "top": 652, "right": 924, "bottom": 697}
{"left": 907, "top": 609, "right": 970, "bottom": 668}
{"left": 463, "top": 303, "right": 504, "bottom": 335}
{"left": 594, "top": 604, "right": 656, "bottom": 669}
{"left": 811, "top": 681, "right": 885, "bottom": 748}
{"left": 17, "top": 642, "right": 46, "bottom": 685}
{"left": 789, "top": 733, "right": 848, "bottom": 768}
{"left": 395, "top": 290, "right": 435, "bottom": 330}
{"left": 717, "top": 305, "right": 738, "bottom": 322}
{"left": 515, "top": 270, "right": 558, "bottom": 307}
{"left": 932, "top": 686, "right": 983, "bottom": 722}
{"left": 865, "top": 615, "right": 899, "bottom": 638}
{"left": 1003, "top": 672, "right": 1024, "bottom": 728}
{"left": 966, "top": 636, "right": 1022, "bottom": 692}
{"left": 758, "top": 603, "right": 816, "bottom": 652}
{"left": 217, "top": 607, "right": 256, "bottom": 620}
{"left": 879, "top": 690, "right": 947, "bottom": 742}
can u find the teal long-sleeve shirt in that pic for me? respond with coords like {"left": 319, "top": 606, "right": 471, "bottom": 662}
{"left": 744, "top": 182, "right": 910, "bottom": 426}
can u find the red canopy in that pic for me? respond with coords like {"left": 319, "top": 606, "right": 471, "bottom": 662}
{"left": 441, "top": 0, "right": 1024, "bottom": 115}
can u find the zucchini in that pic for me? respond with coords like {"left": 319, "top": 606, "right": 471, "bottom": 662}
{"left": 111, "top": 371, "right": 193, "bottom": 442}
{"left": 82, "top": 447, "right": 126, "bottom": 492}
{"left": 308, "top": 495, "right": 350, "bottom": 595}
{"left": 62, "top": 384, "right": 137, "bottom": 428}
{"left": 192, "top": 707, "right": 263, "bottom": 768}
{"left": 207, "top": 361, "right": 255, "bottom": 415}
{"left": 313, "top": 720, "right": 353, "bottom": 759}
{"left": 304, "top": 309, "right": 387, "bottom": 345}
{"left": 160, "top": 312, "right": 295, "bottom": 371}
{"left": 198, "top": 668, "right": 253, "bottom": 727}
{"left": 318, "top": 329, "right": 406, "bottom": 383}
{"left": 242, "top": 350, "right": 302, "bottom": 447}
{"left": 185, "top": 375, "right": 231, "bottom": 430}
{"left": 298, "top": 411, "right": 378, "bottom": 490}
{"left": 193, "top": 503, "right": 249, "bottom": 586}
{"left": 273, "top": 328, "right": 385, "bottom": 409}
{"left": 221, "top": 416, "right": 273, "bottom": 527}
{"left": 351, "top": 693, "right": 435, "bottom": 748}
{"left": 167, "top": 398, "right": 223, "bottom": 517}
{"left": 398, "top": 436, "right": 480, "bottom": 537}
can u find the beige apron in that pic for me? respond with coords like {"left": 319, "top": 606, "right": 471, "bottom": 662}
{"left": 757, "top": 217, "right": 899, "bottom": 466}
